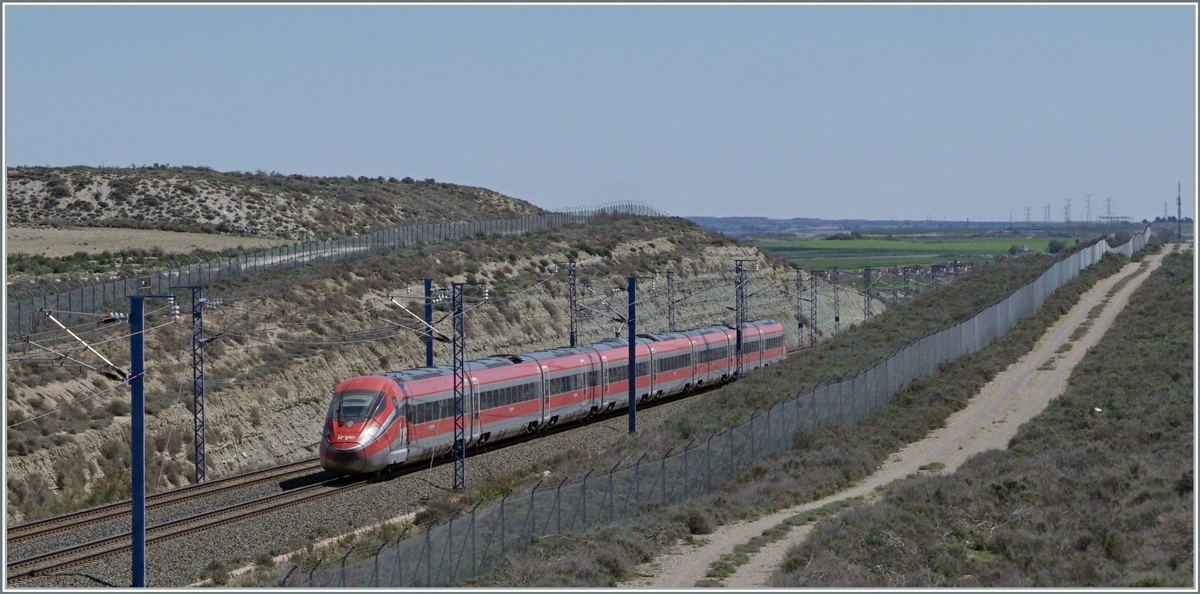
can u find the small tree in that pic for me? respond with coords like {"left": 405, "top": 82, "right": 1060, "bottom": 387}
{"left": 1047, "top": 239, "right": 1066, "bottom": 254}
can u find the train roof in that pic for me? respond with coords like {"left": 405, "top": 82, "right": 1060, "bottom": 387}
{"left": 512, "top": 344, "right": 596, "bottom": 361}
{"left": 381, "top": 357, "right": 514, "bottom": 381}
{"left": 637, "top": 331, "right": 693, "bottom": 342}
{"left": 588, "top": 336, "right": 653, "bottom": 350}
{"left": 372, "top": 321, "right": 780, "bottom": 383}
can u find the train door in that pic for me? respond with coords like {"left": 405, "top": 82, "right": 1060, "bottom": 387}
{"left": 582, "top": 353, "right": 601, "bottom": 413}
{"left": 599, "top": 355, "right": 609, "bottom": 410}
{"left": 648, "top": 346, "right": 657, "bottom": 398}
{"left": 726, "top": 329, "right": 736, "bottom": 378}
{"left": 695, "top": 335, "right": 710, "bottom": 386}
{"left": 747, "top": 326, "right": 761, "bottom": 371}
{"left": 388, "top": 382, "right": 412, "bottom": 465}
{"left": 469, "top": 376, "right": 481, "bottom": 444}
{"left": 688, "top": 338, "right": 699, "bottom": 388}
{"left": 540, "top": 365, "right": 550, "bottom": 427}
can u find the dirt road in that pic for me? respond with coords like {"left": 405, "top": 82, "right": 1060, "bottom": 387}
{"left": 624, "top": 246, "right": 1173, "bottom": 589}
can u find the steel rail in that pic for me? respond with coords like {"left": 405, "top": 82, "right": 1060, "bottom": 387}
{"left": 6, "top": 458, "right": 320, "bottom": 545}
{"left": 6, "top": 473, "right": 363, "bottom": 583}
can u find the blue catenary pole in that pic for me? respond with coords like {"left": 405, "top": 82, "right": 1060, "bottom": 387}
{"left": 128, "top": 292, "right": 174, "bottom": 587}
{"left": 129, "top": 296, "right": 147, "bottom": 587}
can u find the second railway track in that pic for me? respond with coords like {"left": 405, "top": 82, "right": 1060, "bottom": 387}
{"left": 6, "top": 367, "right": 779, "bottom": 586}
{"left": 6, "top": 457, "right": 322, "bottom": 547}
{"left": 6, "top": 471, "right": 373, "bottom": 584}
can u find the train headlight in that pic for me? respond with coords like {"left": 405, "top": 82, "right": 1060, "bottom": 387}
{"left": 358, "top": 424, "right": 380, "bottom": 444}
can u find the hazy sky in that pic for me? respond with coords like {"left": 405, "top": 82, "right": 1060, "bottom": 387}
{"left": 4, "top": 4, "right": 1196, "bottom": 221}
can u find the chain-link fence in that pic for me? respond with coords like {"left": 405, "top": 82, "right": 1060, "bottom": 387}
{"left": 285, "top": 228, "right": 1151, "bottom": 587}
{"left": 5, "top": 202, "right": 669, "bottom": 339}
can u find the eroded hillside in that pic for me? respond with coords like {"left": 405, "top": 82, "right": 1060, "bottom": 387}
{"left": 5, "top": 215, "right": 881, "bottom": 523}
{"left": 6, "top": 166, "right": 541, "bottom": 240}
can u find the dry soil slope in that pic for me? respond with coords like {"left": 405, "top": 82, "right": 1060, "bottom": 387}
{"left": 4, "top": 213, "right": 879, "bottom": 525}
{"left": 6, "top": 165, "right": 541, "bottom": 240}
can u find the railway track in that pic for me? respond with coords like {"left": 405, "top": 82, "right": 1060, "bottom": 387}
{"left": 6, "top": 457, "right": 321, "bottom": 548}
{"left": 6, "top": 366, "right": 789, "bottom": 585}
{"left": 6, "top": 471, "right": 381, "bottom": 584}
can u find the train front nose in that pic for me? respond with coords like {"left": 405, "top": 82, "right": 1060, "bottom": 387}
{"left": 320, "top": 442, "right": 368, "bottom": 474}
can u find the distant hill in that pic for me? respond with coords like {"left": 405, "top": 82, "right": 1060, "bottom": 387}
{"left": 5, "top": 166, "right": 542, "bottom": 240}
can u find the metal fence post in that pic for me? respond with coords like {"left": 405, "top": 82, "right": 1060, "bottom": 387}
{"left": 728, "top": 426, "right": 734, "bottom": 476}
{"left": 425, "top": 526, "right": 432, "bottom": 586}
{"left": 447, "top": 512, "right": 455, "bottom": 584}
{"left": 372, "top": 540, "right": 389, "bottom": 586}
{"left": 528, "top": 481, "right": 542, "bottom": 548}
{"left": 307, "top": 562, "right": 319, "bottom": 587}
{"left": 683, "top": 439, "right": 695, "bottom": 499}
{"left": 608, "top": 463, "right": 617, "bottom": 522}
{"left": 555, "top": 476, "right": 568, "bottom": 535}
{"left": 749, "top": 410, "right": 757, "bottom": 459}
{"left": 339, "top": 546, "right": 354, "bottom": 586}
{"left": 766, "top": 404, "right": 773, "bottom": 449}
{"left": 470, "top": 503, "right": 479, "bottom": 576}
{"left": 634, "top": 454, "right": 646, "bottom": 513}
{"left": 706, "top": 434, "right": 713, "bottom": 493}
{"left": 581, "top": 469, "right": 593, "bottom": 526}
{"left": 660, "top": 448, "right": 673, "bottom": 507}
{"left": 794, "top": 387, "right": 803, "bottom": 435}
{"left": 499, "top": 496, "right": 506, "bottom": 557}
{"left": 811, "top": 382, "right": 819, "bottom": 432}
{"left": 279, "top": 565, "right": 298, "bottom": 587}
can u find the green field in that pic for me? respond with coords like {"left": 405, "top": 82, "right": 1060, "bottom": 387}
{"left": 755, "top": 235, "right": 1073, "bottom": 270}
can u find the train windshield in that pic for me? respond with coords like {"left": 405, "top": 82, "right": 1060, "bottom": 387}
{"left": 330, "top": 390, "right": 385, "bottom": 423}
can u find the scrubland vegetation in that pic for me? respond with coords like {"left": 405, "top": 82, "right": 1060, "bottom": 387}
{"left": 772, "top": 249, "right": 1192, "bottom": 587}
{"left": 236, "top": 231, "right": 1124, "bottom": 587}
{"left": 6, "top": 165, "right": 541, "bottom": 239}
{"left": 243, "top": 235, "right": 1139, "bottom": 586}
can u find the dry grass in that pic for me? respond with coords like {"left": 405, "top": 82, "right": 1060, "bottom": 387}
{"left": 446, "top": 245, "right": 1133, "bottom": 587}
{"left": 773, "top": 251, "right": 1192, "bottom": 587}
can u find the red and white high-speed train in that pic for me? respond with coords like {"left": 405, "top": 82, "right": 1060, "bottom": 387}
{"left": 319, "top": 320, "right": 786, "bottom": 474}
